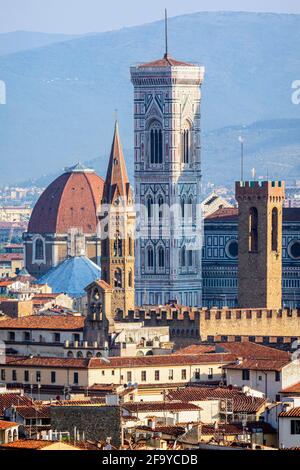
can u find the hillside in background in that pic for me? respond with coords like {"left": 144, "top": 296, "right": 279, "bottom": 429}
{"left": 0, "top": 11, "right": 300, "bottom": 184}
{"left": 0, "top": 31, "right": 81, "bottom": 56}
{"left": 17, "top": 118, "right": 300, "bottom": 188}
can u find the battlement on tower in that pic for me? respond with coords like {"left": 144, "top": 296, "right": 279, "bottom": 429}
{"left": 235, "top": 180, "right": 285, "bottom": 199}
{"left": 116, "top": 305, "right": 300, "bottom": 347}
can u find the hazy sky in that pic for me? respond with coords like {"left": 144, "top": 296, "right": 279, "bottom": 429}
{"left": 0, "top": 0, "right": 300, "bottom": 34}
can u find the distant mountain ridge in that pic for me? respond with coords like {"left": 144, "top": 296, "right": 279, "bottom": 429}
{"left": 16, "top": 118, "right": 300, "bottom": 188}
{"left": 0, "top": 31, "right": 82, "bottom": 56}
{"left": 0, "top": 11, "right": 300, "bottom": 184}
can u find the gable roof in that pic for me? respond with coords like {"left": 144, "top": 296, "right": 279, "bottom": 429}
{"left": 123, "top": 401, "right": 202, "bottom": 413}
{"left": 223, "top": 358, "right": 290, "bottom": 372}
{"left": 167, "top": 387, "right": 267, "bottom": 413}
{"left": 0, "top": 393, "right": 33, "bottom": 417}
{"left": 0, "top": 315, "right": 84, "bottom": 331}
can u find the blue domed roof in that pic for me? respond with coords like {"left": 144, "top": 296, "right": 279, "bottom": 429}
{"left": 36, "top": 256, "right": 101, "bottom": 298}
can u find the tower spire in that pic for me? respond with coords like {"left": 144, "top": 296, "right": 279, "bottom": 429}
{"left": 164, "top": 8, "right": 168, "bottom": 58}
{"left": 103, "top": 121, "right": 131, "bottom": 205}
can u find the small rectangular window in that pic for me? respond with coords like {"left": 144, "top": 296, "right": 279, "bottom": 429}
{"left": 141, "top": 371, "right": 146, "bottom": 382}
{"left": 242, "top": 369, "right": 250, "bottom": 381}
{"left": 24, "top": 370, "right": 29, "bottom": 382}
{"left": 12, "top": 370, "right": 17, "bottom": 381}
{"left": 1, "top": 369, "right": 5, "bottom": 381}
{"left": 181, "top": 369, "right": 187, "bottom": 380}
{"left": 54, "top": 333, "right": 60, "bottom": 343}
{"left": 275, "top": 371, "right": 281, "bottom": 382}
{"left": 36, "top": 371, "right": 41, "bottom": 382}
{"left": 24, "top": 331, "right": 30, "bottom": 342}
{"left": 195, "top": 369, "right": 200, "bottom": 380}
{"left": 127, "top": 371, "right": 132, "bottom": 383}
{"left": 168, "top": 369, "right": 174, "bottom": 380}
{"left": 291, "top": 420, "right": 300, "bottom": 435}
{"left": 8, "top": 331, "right": 15, "bottom": 341}
{"left": 208, "top": 368, "right": 213, "bottom": 380}
{"left": 51, "top": 371, "right": 56, "bottom": 384}
{"left": 73, "top": 372, "right": 79, "bottom": 384}
{"left": 155, "top": 370, "right": 160, "bottom": 381}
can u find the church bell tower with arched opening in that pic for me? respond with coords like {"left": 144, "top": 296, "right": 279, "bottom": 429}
{"left": 99, "top": 122, "right": 135, "bottom": 316}
{"left": 130, "top": 27, "right": 205, "bottom": 307}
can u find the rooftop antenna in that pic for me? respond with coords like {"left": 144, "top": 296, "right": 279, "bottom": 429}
{"left": 164, "top": 8, "right": 168, "bottom": 58}
{"left": 238, "top": 136, "right": 244, "bottom": 182}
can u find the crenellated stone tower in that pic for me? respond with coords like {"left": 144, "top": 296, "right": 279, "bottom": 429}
{"left": 235, "top": 180, "right": 285, "bottom": 309}
{"left": 98, "top": 121, "right": 135, "bottom": 316}
{"left": 131, "top": 53, "right": 205, "bottom": 307}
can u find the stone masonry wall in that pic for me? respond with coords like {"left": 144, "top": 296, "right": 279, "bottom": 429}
{"left": 50, "top": 405, "right": 122, "bottom": 448}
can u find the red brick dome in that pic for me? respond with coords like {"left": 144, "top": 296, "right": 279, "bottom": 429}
{"left": 28, "top": 165, "right": 104, "bottom": 234}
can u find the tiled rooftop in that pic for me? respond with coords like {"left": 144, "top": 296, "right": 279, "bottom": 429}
{"left": 14, "top": 405, "right": 51, "bottom": 419}
{"left": 0, "top": 315, "right": 84, "bottom": 331}
{"left": 0, "top": 420, "right": 19, "bottom": 429}
{"left": 0, "top": 393, "right": 33, "bottom": 417}
{"left": 279, "top": 407, "right": 300, "bottom": 417}
{"left": 223, "top": 358, "right": 290, "bottom": 371}
{"left": 167, "top": 387, "right": 267, "bottom": 413}
{"left": 123, "top": 402, "right": 202, "bottom": 412}
{"left": 280, "top": 382, "right": 300, "bottom": 394}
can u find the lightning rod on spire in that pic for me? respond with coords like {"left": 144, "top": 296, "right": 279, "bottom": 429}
{"left": 165, "top": 9, "right": 168, "bottom": 58}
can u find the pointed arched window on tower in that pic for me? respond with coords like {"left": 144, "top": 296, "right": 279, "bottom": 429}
{"left": 272, "top": 207, "right": 278, "bottom": 252}
{"left": 147, "top": 196, "right": 154, "bottom": 221}
{"left": 249, "top": 207, "right": 258, "bottom": 253}
{"left": 181, "top": 121, "right": 192, "bottom": 164}
{"left": 187, "top": 196, "right": 193, "bottom": 221}
{"left": 158, "top": 246, "right": 165, "bottom": 269}
{"left": 114, "top": 268, "right": 122, "bottom": 288}
{"left": 147, "top": 246, "right": 154, "bottom": 269}
{"left": 35, "top": 238, "right": 44, "bottom": 260}
{"left": 114, "top": 233, "right": 122, "bottom": 257}
{"left": 149, "top": 121, "right": 163, "bottom": 165}
{"left": 158, "top": 195, "right": 164, "bottom": 222}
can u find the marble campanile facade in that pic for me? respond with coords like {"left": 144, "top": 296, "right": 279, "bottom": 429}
{"left": 131, "top": 53, "right": 205, "bottom": 307}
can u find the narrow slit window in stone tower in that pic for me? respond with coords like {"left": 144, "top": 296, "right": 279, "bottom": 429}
{"left": 272, "top": 207, "right": 278, "bottom": 252}
{"left": 249, "top": 207, "right": 258, "bottom": 253}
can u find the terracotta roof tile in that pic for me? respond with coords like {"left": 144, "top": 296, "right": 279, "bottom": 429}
{"left": 217, "top": 342, "right": 290, "bottom": 360}
{"left": 0, "top": 439, "right": 59, "bottom": 449}
{"left": 87, "top": 353, "right": 236, "bottom": 369}
{"left": 279, "top": 407, "right": 300, "bottom": 417}
{"left": 136, "top": 425, "right": 186, "bottom": 437}
{"left": 123, "top": 401, "right": 202, "bottom": 412}
{"left": 14, "top": 405, "right": 51, "bottom": 419}
{"left": 139, "top": 54, "right": 193, "bottom": 68}
{"left": 200, "top": 421, "right": 276, "bottom": 435}
{"left": 0, "top": 393, "right": 33, "bottom": 417}
{"left": 205, "top": 207, "right": 300, "bottom": 223}
{"left": 4, "top": 356, "right": 88, "bottom": 369}
{"left": 0, "top": 315, "right": 84, "bottom": 331}
{"left": 28, "top": 170, "right": 104, "bottom": 234}
{"left": 280, "top": 382, "right": 300, "bottom": 394}
{"left": 0, "top": 253, "right": 23, "bottom": 261}
{"left": 168, "top": 387, "right": 267, "bottom": 413}
{"left": 224, "top": 358, "right": 290, "bottom": 371}
{"left": 0, "top": 420, "right": 19, "bottom": 429}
